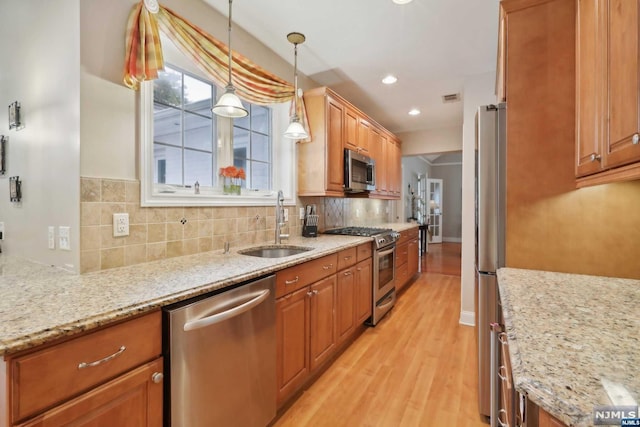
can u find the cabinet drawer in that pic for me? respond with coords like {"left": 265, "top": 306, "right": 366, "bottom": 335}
{"left": 11, "top": 311, "right": 161, "bottom": 423}
{"left": 337, "top": 247, "right": 357, "bottom": 271}
{"left": 396, "top": 242, "right": 409, "bottom": 267}
{"left": 276, "top": 253, "right": 338, "bottom": 298}
{"left": 356, "top": 242, "right": 372, "bottom": 262}
{"left": 396, "top": 263, "right": 409, "bottom": 290}
{"left": 397, "top": 228, "right": 418, "bottom": 245}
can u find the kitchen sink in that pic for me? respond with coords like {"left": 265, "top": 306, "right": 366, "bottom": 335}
{"left": 238, "top": 245, "right": 314, "bottom": 258}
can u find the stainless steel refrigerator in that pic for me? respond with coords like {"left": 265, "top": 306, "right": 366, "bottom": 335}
{"left": 475, "top": 103, "right": 506, "bottom": 419}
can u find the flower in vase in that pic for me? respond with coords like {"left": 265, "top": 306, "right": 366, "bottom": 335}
{"left": 219, "top": 166, "right": 245, "bottom": 195}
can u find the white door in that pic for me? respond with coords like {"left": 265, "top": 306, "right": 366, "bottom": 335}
{"left": 427, "top": 178, "right": 443, "bottom": 243}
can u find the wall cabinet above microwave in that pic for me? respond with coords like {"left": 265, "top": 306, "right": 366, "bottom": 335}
{"left": 299, "top": 87, "right": 401, "bottom": 199}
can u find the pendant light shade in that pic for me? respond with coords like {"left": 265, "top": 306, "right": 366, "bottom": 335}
{"left": 213, "top": 0, "right": 248, "bottom": 118}
{"left": 284, "top": 32, "right": 308, "bottom": 140}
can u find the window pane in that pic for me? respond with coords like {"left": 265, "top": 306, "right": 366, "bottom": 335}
{"left": 234, "top": 100, "right": 251, "bottom": 129}
{"left": 252, "top": 132, "right": 270, "bottom": 162}
{"left": 154, "top": 144, "right": 182, "bottom": 185}
{"left": 185, "top": 149, "right": 213, "bottom": 187}
{"left": 233, "top": 127, "right": 249, "bottom": 159}
{"left": 251, "top": 161, "right": 270, "bottom": 190}
{"left": 252, "top": 105, "right": 270, "bottom": 134}
{"left": 154, "top": 67, "right": 182, "bottom": 108}
{"left": 184, "top": 75, "right": 212, "bottom": 117}
{"left": 154, "top": 105, "right": 182, "bottom": 147}
{"left": 184, "top": 112, "right": 212, "bottom": 151}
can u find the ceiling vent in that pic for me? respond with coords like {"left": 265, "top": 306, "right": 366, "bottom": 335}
{"left": 442, "top": 93, "right": 461, "bottom": 103}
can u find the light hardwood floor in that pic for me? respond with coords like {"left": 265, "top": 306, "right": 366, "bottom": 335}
{"left": 274, "top": 243, "right": 488, "bottom": 427}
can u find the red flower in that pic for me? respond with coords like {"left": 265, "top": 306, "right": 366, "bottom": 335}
{"left": 219, "top": 165, "right": 245, "bottom": 179}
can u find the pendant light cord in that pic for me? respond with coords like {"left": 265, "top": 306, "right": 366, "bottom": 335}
{"left": 227, "top": 0, "right": 233, "bottom": 87}
{"left": 293, "top": 42, "right": 299, "bottom": 119}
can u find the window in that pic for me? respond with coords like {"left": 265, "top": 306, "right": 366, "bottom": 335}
{"left": 140, "top": 61, "right": 295, "bottom": 207}
{"left": 154, "top": 66, "right": 217, "bottom": 187}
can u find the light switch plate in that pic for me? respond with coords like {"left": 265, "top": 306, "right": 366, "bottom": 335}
{"left": 58, "top": 226, "right": 71, "bottom": 251}
{"left": 113, "top": 213, "right": 129, "bottom": 237}
{"left": 48, "top": 226, "right": 55, "bottom": 249}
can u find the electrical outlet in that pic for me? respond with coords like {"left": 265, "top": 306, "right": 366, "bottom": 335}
{"left": 48, "top": 226, "right": 55, "bottom": 249}
{"left": 0, "top": 222, "right": 4, "bottom": 240}
{"left": 299, "top": 207, "right": 305, "bottom": 220}
{"left": 113, "top": 213, "right": 129, "bottom": 237}
{"left": 59, "top": 226, "right": 71, "bottom": 251}
{"left": 283, "top": 208, "right": 289, "bottom": 222}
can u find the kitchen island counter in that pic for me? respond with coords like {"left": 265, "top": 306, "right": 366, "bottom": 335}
{"left": 497, "top": 268, "right": 640, "bottom": 426}
{"left": 0, "top": 234, "right": 370, "bottom": 357}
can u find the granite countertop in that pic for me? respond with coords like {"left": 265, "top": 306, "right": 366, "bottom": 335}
{"left": 497, "top": 268, "right": 640, "bottom": 427}
{"left": 0, "top": 234, "right": 375, "bottom": 357}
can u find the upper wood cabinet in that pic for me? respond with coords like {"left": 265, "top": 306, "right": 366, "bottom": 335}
{"left": 300, "top": 87, "right": 401, "bottom": 199}
{"left": 576, "top": 0, "right": 640, "bottom": 186}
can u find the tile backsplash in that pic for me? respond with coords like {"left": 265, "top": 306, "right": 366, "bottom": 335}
{"left": 80, "top": 178, "right": 394, "bottom": 273}
{"left": 80, "top": 178, "right": 298, "bottom": 273}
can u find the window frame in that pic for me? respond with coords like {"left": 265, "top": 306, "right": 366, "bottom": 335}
{"left": 139, "top": 78, "right": 296, "bottom": 207}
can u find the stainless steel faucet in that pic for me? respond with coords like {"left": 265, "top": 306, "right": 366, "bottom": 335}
{"left": 275, "top": 190, "right": 289, "bottom": 244}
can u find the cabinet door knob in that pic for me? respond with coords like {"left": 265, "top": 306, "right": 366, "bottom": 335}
{"left": 312, "top": 289, "right": 319, "bottom": 295}
{"left": 590, "top": 153, "right": 602, "bottom": 162}
{"left": 633, "top": 133, "right": 640, "bottom": 145}
{"left": 152, "top": 372, "right": 164, "bottom": 384}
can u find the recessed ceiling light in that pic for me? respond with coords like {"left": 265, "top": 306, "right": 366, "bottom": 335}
{"left": 392, "top": 0, "right": 413, "bottom": 4}
{"left": 382, "top": 75, "right": 398, "bottom": 85}
{"left": 408, "top": 109, "right": 421, "bottom": 116}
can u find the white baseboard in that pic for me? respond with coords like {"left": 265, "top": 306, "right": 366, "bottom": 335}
{"left": 459, "top": 310, "right": 475, "bottom": 326}
{"left": 443, "top": 237, "right": 462, "bottom": 243}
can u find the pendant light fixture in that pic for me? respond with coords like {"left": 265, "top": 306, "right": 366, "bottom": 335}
{"left": 284, "top": 32, "right": 309, "bottom": 140}
{"left": 212, "top": 0, "right": 248, "bottom": 118}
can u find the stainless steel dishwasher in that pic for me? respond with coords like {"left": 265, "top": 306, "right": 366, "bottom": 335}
{"left": 163, "top": 274, "right": 276, "bottom": 427}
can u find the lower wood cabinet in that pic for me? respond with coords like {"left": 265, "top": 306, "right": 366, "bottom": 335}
{"left": 276, "top": 244, "right": 372, "bottom": 407}
{"left": 5, "top": 311, "right": 163, "bottom": 426}
{"left": 17, "top": 358, "right": 163, "bottom": 427}
{"left": 396, "top": 227, "right": 420, "bottom": 292}
{"left": 538, "top": 409, "right": 566, "bottom": 427}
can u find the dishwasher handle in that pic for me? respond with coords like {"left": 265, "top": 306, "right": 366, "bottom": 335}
{"left": 183, "top": 289, "right": 271, "bottom": 332}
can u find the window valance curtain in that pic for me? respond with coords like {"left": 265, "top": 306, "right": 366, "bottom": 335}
{"left": 124, "top": 1, "right": 309, "bottom": 135}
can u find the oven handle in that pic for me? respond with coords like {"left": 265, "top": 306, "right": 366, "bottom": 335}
{"left": 377, "top": 293, "right": 395, "bottom": 309}
{"left": 377, "top": 246, "right": 395, "bottom": 258}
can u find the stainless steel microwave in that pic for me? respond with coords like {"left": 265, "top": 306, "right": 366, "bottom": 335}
{"left": 344, "top": 149, "right": 375, "bottom": 192}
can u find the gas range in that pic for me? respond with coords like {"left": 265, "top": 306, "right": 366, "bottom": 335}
{"left": 323, "top": 226, "right": 399, "bottom": 249}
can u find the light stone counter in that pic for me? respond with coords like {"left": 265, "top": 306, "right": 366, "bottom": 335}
{"left": 0, "top": 234, "right": 371, "bottom": 357}
{"left": 497, "top": 268, "right": 640, "bottom": 427}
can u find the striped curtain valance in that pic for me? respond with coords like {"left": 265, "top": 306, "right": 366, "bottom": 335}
{"left": 123, "top": 1, "right": 309, "bottom": 134}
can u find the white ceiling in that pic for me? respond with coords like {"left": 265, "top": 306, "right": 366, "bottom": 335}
{"left": 204, "top": 0, "right": 500, "bottom": 134}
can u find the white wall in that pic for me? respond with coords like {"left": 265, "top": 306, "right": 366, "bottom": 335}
{"left": 0, "top": 0, "right": 81, "bottom": 271}
{"left": 398, "top": 126, "right": 462, "bottom": 157}
{"left": 430, "top": 162, "right": 462, "bottom": 241}
{"left": 460, "top": 71, "right": 496, "bottom": 326}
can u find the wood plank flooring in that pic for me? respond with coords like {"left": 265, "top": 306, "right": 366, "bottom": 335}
{"left": 274, "top": 244, "right": 488, "bottom": 427}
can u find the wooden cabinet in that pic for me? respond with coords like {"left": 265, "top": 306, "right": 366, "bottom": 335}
{"left": 538, "top": 408, "right": 566, "bottom": 427}
{"left": 276, "top": 244, "right": 372, "bottom": 407}
{"left": 6, "top": 312, "right": 163, "bottom": 426}
{"left": 276, "top": 286, "right": 310, "bottom": 405}
{"left": 17, "top": 358, "right": 163, "bottom": 427}
{"left": 576, "top": 0, "right": 640, "bottom": 186}
{"left": 298, "top": 89, "right": 345, "bottom": 197}
{"left": 300, "top": 86, "right": 401, "bottom": 199}
{"left": 354, "top": 257, "right": 372, "bottom": 324}
{"left": 395, "top": 227, "right": 419, "bottom": 292}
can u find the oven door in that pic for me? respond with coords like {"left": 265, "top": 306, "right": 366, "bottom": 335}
{"left": 374, "top": 245, "right": 395, "bottom": 302}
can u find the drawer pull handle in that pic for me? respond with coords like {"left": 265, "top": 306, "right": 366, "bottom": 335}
{"left": 498, "top": 332, "right": 508, "bottom": 345}
{"left": 322, "top": 264, "right": 334, "bottom": 270}
{"left": 343, "top": 271, "right": 353, "bottom": 276}
{"left": 343, "top": 255, "right": 353, "bottom": 260}
{"left": 285, "top": 276, "right": 299, "bottom": 285}
{"left": 78, "top": 346, "right": 126, "bottom": 369}
{"left": 152, "top": 372, "right": 164, "bottom": 384}
{"left": 498, "top": 365, "right": 508, "bottom": 381}
{"left": 312, "top": 290, "right": 319, "bottom": 295}
{"left": 633, "top": 133, "right": 640, "bottom": 145}
{"left": 497, "top": 408, "right": 509, "bottom": 427}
